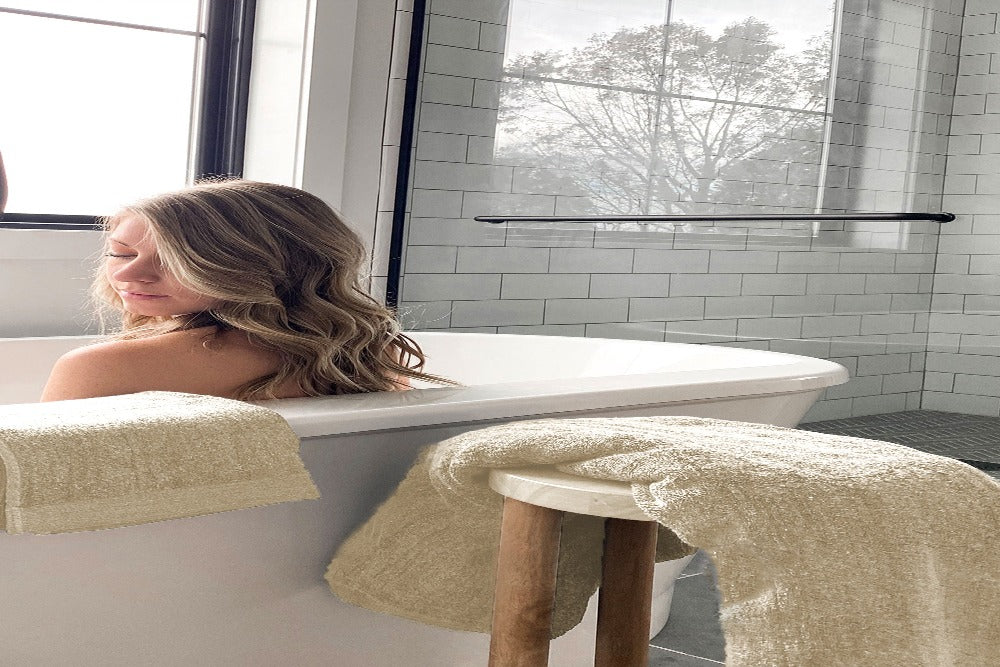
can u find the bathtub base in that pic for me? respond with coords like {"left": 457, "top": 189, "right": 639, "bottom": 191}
{"left": 0, "top": 508, "right": 691, "bottom": 667}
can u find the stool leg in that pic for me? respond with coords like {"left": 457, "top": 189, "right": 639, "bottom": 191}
{"left": 489, "top": 497, "right": 563, "bottom": 667}
{"left": 595, "top": 518, "right": 658, "bottom": 667}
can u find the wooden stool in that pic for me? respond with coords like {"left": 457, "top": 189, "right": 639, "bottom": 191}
{"left": 487, "top": 467, "right": 658, "bottom": 667}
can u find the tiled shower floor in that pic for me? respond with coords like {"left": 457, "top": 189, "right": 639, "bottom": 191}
{"left": 799, "top": 410, "right": 1000, "bottom": 478}
{"left": 648, "top": 410, "right": 1000, "bottom": 664}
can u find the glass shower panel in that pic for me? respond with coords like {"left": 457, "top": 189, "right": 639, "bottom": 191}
{"left": 505, "top": 0, "right": 666, "bottom": 60}
{"left": 496, "top": 0, "right": 837, "bottom": 217}
{"left": 399, "top": 0, "right": 961, "bottom": 421}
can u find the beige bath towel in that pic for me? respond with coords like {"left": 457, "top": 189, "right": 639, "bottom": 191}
{"left": 326, "top": 415, "right": 1000, "bottom": 666}
{"left": 0, "top": 391, "right": 319, "bottom": 534}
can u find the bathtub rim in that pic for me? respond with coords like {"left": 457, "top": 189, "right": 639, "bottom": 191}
{"left": 281, "top": 388, "right": 826, "bottom": 441}
{"left": 1, "top": 332, "right": 848, "bottom": 438}
{"left": 256, "top": 372, "right": 841, "bottom": 438}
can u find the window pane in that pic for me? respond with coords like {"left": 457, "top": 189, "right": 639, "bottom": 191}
{"left": 496, "top": 0, "right": 836, "bottom": 215}
{"left": 672, "top": 0, "right": 835, "bottom": 57}
{"left": 0, "top": 1, "right": 201, "bottom": 32}
{"left": 0, "top": 13, "right": 198, "bottom": 214}
{"left": 506, "top": 0, "right": 667, "bottom": 65}
{"left": 495, "top": 81, "right": 826, "bottom": 215}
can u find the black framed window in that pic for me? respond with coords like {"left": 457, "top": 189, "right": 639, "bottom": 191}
{"left": 0, "top": 0, "right": 255, "bottom": 230}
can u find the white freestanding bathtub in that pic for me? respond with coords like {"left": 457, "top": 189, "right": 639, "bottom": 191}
{"left": 0, "top": 333, "right": 847, "bottom": 666}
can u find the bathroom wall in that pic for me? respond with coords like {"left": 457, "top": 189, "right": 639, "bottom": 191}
{"left": 925, "top": 0, "right": 1000, "bottom": 416}
{"left": 245, "top": 0, "right": 401, "bottom": 295}
{"left": 368, "top": 0, "right": 420, "bottom": 299}
{"left": 0, "top": 229, "right": 105, "bottom": 337}
{"left": 395, "top": 0, "right": 964, "bottom": 421}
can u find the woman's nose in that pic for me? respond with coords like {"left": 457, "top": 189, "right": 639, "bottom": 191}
{"left": 110, "top": 257, "right": 159, "bottom": 283}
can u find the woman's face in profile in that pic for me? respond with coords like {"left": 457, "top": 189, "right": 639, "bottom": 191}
{"left": 106, "top": 215, "right": 220, "bottom": 317}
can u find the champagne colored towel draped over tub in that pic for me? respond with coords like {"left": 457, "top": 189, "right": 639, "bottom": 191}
{"left": 325, "top": 415, "right": 1000, "bottom": 666}
{"left": 0, "top": 391, "right": 319, "bottom": 534}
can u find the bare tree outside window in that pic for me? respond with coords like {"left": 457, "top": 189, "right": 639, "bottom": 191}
{"left": 496, "top": 17, "right": 834, "bottom": 220}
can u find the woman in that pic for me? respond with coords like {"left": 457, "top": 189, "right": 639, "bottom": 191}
{"left": 41, "top": 180, "right": 449, "bottom": 401}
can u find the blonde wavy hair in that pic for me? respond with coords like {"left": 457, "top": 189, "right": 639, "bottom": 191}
{"left": 91, "top": 179, "right": 453, "bottom": 400}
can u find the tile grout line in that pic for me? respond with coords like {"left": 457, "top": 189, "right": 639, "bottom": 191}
{"left": 648, "top": 643, "right": 726, "bottom": 664}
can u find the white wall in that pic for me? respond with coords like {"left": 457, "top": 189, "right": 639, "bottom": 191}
{"left": 0, "top": 229, "right": 104, "bottom": 337}
{"left": 242, "top": 0, "right": 314, "bottom": 190}
{"left": 244, "top": 0, "right": 401, "bottom": 293}
{"left": 925, "top": 0, "right": 1000, "bottom": 416}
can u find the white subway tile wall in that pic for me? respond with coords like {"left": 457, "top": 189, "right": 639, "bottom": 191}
{"left": 381, "top": 0, "right": 995, "bottom": 420}
{"left": 925, "top": 0, "right": 1000, "bottom": 417}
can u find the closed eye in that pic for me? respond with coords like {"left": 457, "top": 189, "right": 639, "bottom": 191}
{"left": 105, "top": 253, "right": 136, "bottom": 258}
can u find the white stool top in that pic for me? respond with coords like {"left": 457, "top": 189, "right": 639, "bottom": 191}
{"left": 488, "top": 467, "right": 651, "bottom": 521}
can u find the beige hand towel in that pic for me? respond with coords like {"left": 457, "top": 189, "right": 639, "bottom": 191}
{"left": 326, "top": 415, "right": 1000, "bottom": 666}
{"left": 0, "top": 391, "right": 319, "bottom": 534}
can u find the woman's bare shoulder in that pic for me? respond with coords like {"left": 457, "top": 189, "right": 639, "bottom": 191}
{"left": 40, "top": 327, "right": 409, "bottom": 402}
{"left": 39, "top": 327, "right": 265, "bottom": 402}
{"left": 40, "top": 336, "right": 157, "bottom": 401}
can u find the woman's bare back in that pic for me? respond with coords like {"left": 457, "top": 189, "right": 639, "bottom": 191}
{"left": 41, "top": 326, "right": 308, "bottom": 402}
{"left": 164, "top": 327, "right": 309, "bottom": 399}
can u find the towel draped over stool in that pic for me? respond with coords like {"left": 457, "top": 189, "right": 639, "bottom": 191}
{"left": 0, "top": 391, "right": 319, "bottom": 534}
{"left": 325, "top": 415, "right": 1000, "bottom": 666}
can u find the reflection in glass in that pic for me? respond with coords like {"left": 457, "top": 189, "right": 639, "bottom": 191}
{"left": 496, "top": 0, "right": 836, "bottom": 216}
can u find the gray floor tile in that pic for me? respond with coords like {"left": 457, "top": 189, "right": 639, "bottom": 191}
{"left": 800, "top": 410, "right": 1000, "bottom": 480}
{"left": 648, "top": 645, "right": 725, "bottom": 665}
{"left": 650, "top": 554, "right": 725, "bottom": 663}
{"left": 679, "top": 549, "right": 713, "bottom": 577}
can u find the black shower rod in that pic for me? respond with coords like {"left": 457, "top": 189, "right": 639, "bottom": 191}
{"left": 474, "top": 212, "right": 955, "bottom": 224}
